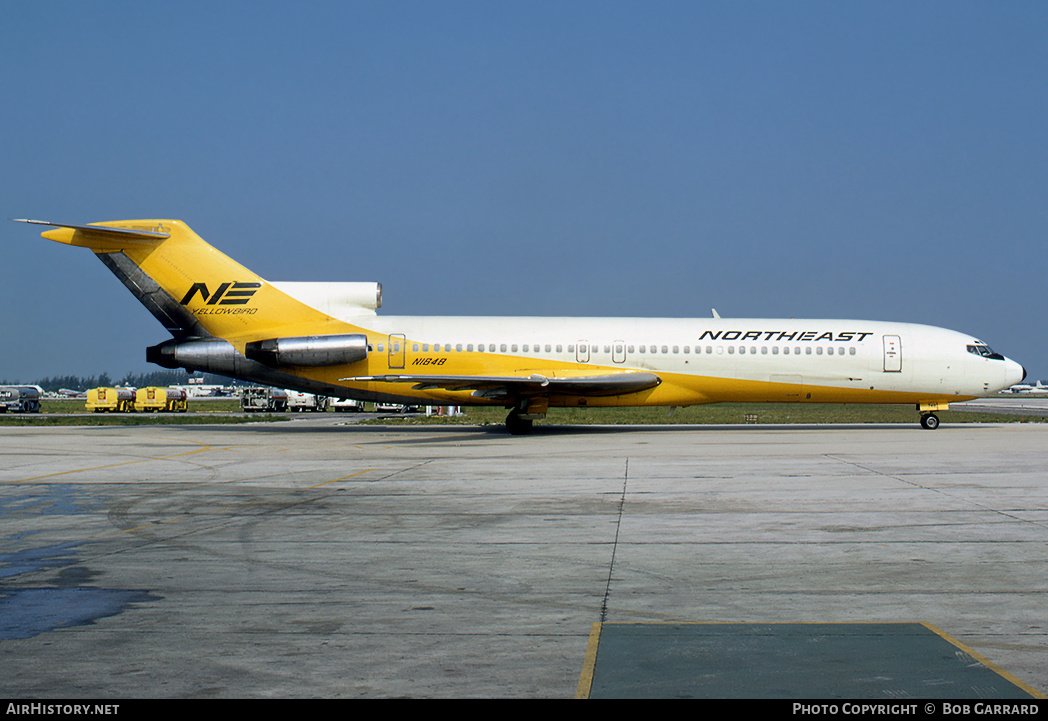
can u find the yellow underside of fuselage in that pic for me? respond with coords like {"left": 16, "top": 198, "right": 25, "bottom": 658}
{"left": 287, "top": 345, "right": 973, "bottom": 409}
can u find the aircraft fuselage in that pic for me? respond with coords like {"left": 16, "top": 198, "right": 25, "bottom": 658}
{"left": 17, "top": 218, "right": 1026, "bottom": 432}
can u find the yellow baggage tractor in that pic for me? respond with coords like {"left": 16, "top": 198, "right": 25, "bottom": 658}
{"left": 135, "top": 387, "right": 189, "bottom": 412}
{"left": 86, "top": 387, "right": 135, "bottom": 413}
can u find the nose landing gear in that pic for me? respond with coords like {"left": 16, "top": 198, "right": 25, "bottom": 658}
{"left": 920, "top": 413, "right": 940, "bottom": 430}
{"left": 918, "top": 402, "right": 948, "bottom": 430}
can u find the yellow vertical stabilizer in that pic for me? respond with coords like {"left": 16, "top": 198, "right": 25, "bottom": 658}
{"left": 23, "top": 219, "right": 351, "bottom": 344}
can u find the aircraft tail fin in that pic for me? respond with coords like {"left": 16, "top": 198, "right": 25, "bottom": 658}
{"left": 16, "top": 219, "right": 343, "bottom": 344}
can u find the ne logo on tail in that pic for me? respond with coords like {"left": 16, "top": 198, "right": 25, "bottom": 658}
{"left": 179, "top": 282, "right": 261, "bottom": 306}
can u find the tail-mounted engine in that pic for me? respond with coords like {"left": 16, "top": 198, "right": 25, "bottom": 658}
{"left": 244, "top": 333, "right": 369, "bottom": 367}
{"left": 147, "top": 333, "right": 369, "bottom": 375}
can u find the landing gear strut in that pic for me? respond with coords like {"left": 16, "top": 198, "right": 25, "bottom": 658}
{"left": 505, "top": 410, "right": 534, "bottom": 435}
{"left": 920, "top": 413, "right": 940, "bottom": 430}
{"left": 505, "top": 398, "right": 547, "bottom": 435}
{"left": 918, "top": 402, "right": 948, "bottom": 430}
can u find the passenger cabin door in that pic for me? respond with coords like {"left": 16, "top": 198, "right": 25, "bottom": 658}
{"left": 388, "top": 333, "right": 406, "bottom": 369}
{"left": 883, "top": 335, "right": 902, "bottom": 372}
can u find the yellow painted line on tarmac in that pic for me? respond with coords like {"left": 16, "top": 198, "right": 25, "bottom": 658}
{"left": 921, "top": 622, "right": 1048, "bottom": 699}
{"left": 307, "top": 468, "right": 375, "bottom": 488}
{"left": 576, "top": 622, "right": 602, "bottom": 699}
{"left": 6, "top": 440, "right": 215, "bottom": 484}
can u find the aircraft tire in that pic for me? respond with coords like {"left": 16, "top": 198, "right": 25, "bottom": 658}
{"left": 920, "top": 413, "right": 940, "bottom": 430}
{"left": 505, "top": 411, "right": 534, "bottom": 435}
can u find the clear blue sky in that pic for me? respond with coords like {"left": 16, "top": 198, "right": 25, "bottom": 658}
{"left": 3, "top": 1, "right": 1046, "bottom": 383}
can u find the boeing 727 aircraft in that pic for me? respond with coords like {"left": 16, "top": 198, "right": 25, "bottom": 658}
{"left": 16, "top": 219, "right": 1026, "bottom": 433}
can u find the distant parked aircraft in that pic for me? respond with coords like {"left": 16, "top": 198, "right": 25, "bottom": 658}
{"left": 1003, "top": 380, "right": 1048, "bottom": 395}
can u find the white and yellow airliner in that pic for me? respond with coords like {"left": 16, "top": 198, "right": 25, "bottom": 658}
{"left": 17, "top": 219, "right": 1026, "bottom": 433}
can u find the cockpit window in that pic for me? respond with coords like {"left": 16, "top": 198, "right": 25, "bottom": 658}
{"left": 967, "top": 344, "right": 1004, "bottom": 360}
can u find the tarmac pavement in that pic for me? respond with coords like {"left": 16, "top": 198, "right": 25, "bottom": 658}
{"left": 1, "top": 419, "right": 1046, "bottom": 698}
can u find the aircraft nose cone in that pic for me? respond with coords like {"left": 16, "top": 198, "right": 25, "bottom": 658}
{"left": 1006, "top": 359, "right": 1027, "bottom": 387}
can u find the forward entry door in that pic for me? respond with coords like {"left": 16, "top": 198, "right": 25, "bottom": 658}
{"left": 883, "top": 335, "right": 902, "bottom": 372}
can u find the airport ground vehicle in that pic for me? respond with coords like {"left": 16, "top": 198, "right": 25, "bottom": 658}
{"left": 86, "top": 387, "right": 135, "bottom": 413}
{"left": 0, "top": 385, "right": 41, "bottom": 413}
{"left": 135, "top": 387, "right": 188, "bottom": 412}
{"left": 240, "top": 386, "right": 288, "bottom": 412}
{"left": 285, "top": 390, "right": 329, "bottom": 412}
{"left": 330, "top": 398, "right": 365, "bottom": 412}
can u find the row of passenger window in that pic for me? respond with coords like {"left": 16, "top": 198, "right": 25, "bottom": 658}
{"left": 377, "top": 341, "right": 857, "bottom": 357}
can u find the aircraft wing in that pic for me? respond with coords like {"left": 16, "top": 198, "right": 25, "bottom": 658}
{"left": 341, "top": 371, "right": 661, "bottom": 400}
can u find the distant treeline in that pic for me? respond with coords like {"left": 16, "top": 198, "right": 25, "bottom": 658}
{"left": 1, "top": 371, "right": 236, "bottom": 392}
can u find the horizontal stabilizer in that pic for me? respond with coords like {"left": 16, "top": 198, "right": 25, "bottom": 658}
{"left": 13, "top": 219, "right": 171, "bottom": 243}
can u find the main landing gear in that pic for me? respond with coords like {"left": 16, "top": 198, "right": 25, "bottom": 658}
{"left": 505, "top": 398, "right": 548, "bottom": 435}
{"left": 505, "top": 410, "right": 534, "bottom": 435}
{"left": 920, "top": 413, "right": 940, "bottom": 430}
